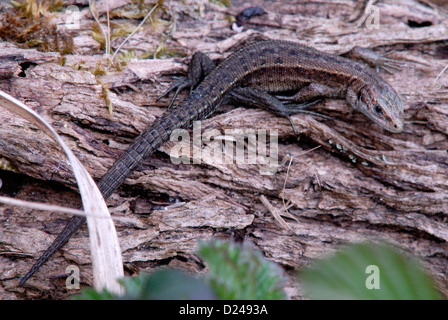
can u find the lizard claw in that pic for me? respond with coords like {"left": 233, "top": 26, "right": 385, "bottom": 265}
{"left": 344, "top": 47, "right": 404, "bottom": 74}
{"left": 286, "top": 115, "right": 300, "bottom": 136}
{"left": 282, "top": 100, "right": 331, "bottom": 135}
{"left": 279, "top": 99, "right": 324, "bottom": 112}
{"left": 157, "top": 76, "right": 194, "bottom": 109}
{"left": 374, "top": 55, "right": 404, "bottom": 74}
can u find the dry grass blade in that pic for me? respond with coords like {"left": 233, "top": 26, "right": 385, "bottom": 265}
{"left": 0, "top": 90, "right": 123, "bottom": 294}
{"left": 260, "top": 195, "right": 293, "bottom": 230}
{"left": 110, "top": 3, "right": 159, "bottom": 63}
{"left": 0, "top": 196, "right": 97, "bottom": 218}
{"left": 435, "top": 63, "right": 448, "bottom": 88}
{"left": 89, "top": 0, "right": 110, "bottom": 59}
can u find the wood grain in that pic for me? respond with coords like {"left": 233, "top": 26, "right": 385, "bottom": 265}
{"left": 1, "top": 0, "right": 448, "bottom": 299}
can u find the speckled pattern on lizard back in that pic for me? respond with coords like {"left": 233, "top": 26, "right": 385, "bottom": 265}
{"left": 19, "top": 40, "right": 404, "bottom": 286}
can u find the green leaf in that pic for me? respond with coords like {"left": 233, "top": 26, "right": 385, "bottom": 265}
{"left": 74, "top": 270, "right": 216, "bottom": 300}
{"left": 118, "top": 270, "right": 216, "bottom": 300}
{"left": 198, "top": 240, "right": 286, "bottom": 300}
{"left": 300, "top": 242, "right": 442, "bottom": 300}
{"left": 73, "top": 287, "right": 116, "bottom": 300}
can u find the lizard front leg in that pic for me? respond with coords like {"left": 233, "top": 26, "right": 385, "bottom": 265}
{"left": 228, "top": 87, "right": 323, "bottom": 134}
{"left": 276, "top": 83, "right": 344, "bottom": 103}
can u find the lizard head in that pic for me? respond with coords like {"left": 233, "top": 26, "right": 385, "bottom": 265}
{"left": 348, "top": 81, "right": 404, "bottom": 133}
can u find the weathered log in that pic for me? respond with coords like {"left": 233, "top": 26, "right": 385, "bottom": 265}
{"left": 1, "top": 0, "right": 448, "bottom": 299}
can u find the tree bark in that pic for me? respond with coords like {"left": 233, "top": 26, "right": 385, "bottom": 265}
{"left": 1, "top": 0, "right": 448, "bottom": 299}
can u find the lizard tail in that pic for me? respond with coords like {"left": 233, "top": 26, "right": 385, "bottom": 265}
{"left": 19, "top": 102, "right": 205, "bottom": 286}
{"left": 19, "top": 215, "right": 86, "bottom": 286}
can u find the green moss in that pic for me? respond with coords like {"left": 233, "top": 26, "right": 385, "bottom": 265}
{"left": 0, "top": 0, "right": 74, "bottom": 54}
{"left": 97, "top": 80, "right": 113, "bottom": 114}
{"left": 209, "top": 0, "right": 231, "bottom": 7}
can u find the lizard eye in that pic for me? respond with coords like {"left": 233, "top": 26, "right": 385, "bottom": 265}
{"left": 374, "top": 105, "right": 383, "bottom": 116}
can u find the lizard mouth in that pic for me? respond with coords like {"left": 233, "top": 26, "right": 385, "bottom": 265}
{"left": 379, "top": 117, "right": 404, "bottom": 133}
{"left": 362, "top": 111, "right": 404, "bottom": 133}
{"left": 391, "top": 121, "right": 404, "bottom": 133}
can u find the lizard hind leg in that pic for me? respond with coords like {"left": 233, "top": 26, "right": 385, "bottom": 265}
{"left": 342, "top": 46, "right": 403, "bottom": 74}
{"left": 157, "top": 52, "right": 216, "bottom": 108}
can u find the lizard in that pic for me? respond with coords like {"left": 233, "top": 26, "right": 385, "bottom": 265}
{"left": 19, "top": 39, "right": 404, "bottom": 286}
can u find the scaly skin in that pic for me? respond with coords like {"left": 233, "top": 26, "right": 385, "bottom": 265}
{"left": 19, "top": 40, "right": 404, "bottom": 286}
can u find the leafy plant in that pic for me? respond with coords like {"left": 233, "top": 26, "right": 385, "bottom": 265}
{"left": 74, "top": 239, "right": 286, "bottom": 300}
{"left": 300, "top": 242, "right": 442, "bottom": 300}
{"left": 75, "top": 240, "right": 443, "bottom": 300}
{"left": 76, "top": 269, "right": 216, "bottom": 300}
{"left": 198, "top": 240, "right": 286, "bottom": 300}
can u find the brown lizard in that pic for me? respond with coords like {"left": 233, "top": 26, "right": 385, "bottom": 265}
{"left": 19, "top": 40, "right": 404, "bottom": 286}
